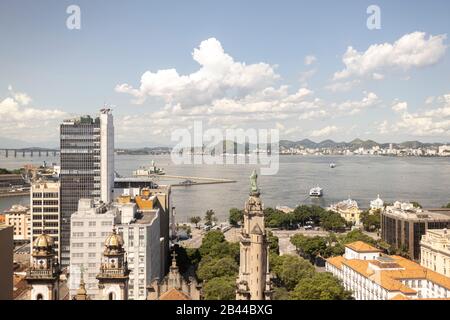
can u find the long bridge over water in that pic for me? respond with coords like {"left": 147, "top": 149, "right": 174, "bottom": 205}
{"left": 0, "top": 148, "right": 60, "bottom": 158}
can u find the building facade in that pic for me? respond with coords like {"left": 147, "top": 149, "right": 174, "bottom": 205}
{"left": 236, "top": 170, "right": 273, "bottom": 300}
{"left": 147, "top": 251, "right": 202, "bottom": 300}
{"left": 421, "top": 229, "right": 450, "bottom": 277}
{"left": 115, "top": 190, "right": 162, "bottom": 300}
{"left": 116, "top": 186, "right": 172, "bottom": 276}
{"left": 4, "top": 204, "right": 31, "bottom": 242}
{"left": 60, "top": 109, "right": 114, "bottom": 267}
{"left": 326, "top": 241, "right": 450, "bottom": 300}
{"left": 0, "top": 225, "right": 13, "bottom": 300}
{"left": 329, "top": 198, "right": 362, "bottom": 225}
{"left": 69, "top": 199, "right": 119, "bottom": 299}
{"left": 30, "top": 181, "right": 60, "bottom": 260}
{"left": 381, "top": 202, "right": 450, "bottom": 260}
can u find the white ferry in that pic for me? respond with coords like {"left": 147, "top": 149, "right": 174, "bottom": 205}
{"left": 309, "top": 186, "right": 323, "bottom": 197}
{"left": 330, "top": 163, "right": 336, "bottom": 168}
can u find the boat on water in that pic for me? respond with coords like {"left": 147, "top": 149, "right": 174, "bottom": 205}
{"left": 309, "top": 186, "right": 323, "bottom": 197}
{"left": 132, "top": 160, "right": 165, "bottom": 176}
{"left": 330, "top": 163, "right": 336, "bottom": 168}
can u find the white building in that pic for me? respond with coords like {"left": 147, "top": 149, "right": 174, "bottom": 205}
{"left": 30, "top": 181, "right": 60, "bottom": 260}
{"left": 115, "top": 192, "right": 162, "bottom": 300}
{"left": 69, "top": 199, "right": 119, "bottom": 299}
{"left": 438, "top": 145, "right": 450, "bottom": 156}
{"left": 326, "top": 241, "right": 450, "bottom": 300}
{"left": 421, "top": 229, "right": 450, "bottom": 277}
{"left": 370, "top": 195, "right": 384, "bottom": 212}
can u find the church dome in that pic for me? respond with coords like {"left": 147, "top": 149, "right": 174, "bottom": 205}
{"left": 104, "top": 228, "right": 123, "bottom": 248}
{"left": 33, "top": 233, "right": 54, "bottom": 249}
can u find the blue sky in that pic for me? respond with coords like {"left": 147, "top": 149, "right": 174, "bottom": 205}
{"left": 0, "top": 0, "right": 449, "bottom": 147}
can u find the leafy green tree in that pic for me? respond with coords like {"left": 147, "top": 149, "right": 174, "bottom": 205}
{"left": 229, "top": 208, "right": 243, "bottom": 226}
{"left": 293, "top": 205, "right": 325, "bottom": 225}
{"left": 443, "top": 202, "right": 450, "bottom": 209}
{"left": 199, "top": 230, "right": 225, "bottom": 255}
{"left": 272, "top": 286, "right": 291, "bottom": 300}
{"left": 190, "top": 216, "right": 201, "bottom": 228}
{"left": 290, "top": 235, "right": 327, "bottom": 262}
{"left": 290, "top": 272, "right": 352, "bottom": 300}
{"left": 204, "top": 209, "right": 217, "bottom": 226}
{"left": 339, "top": 229, "right": 376, "bottom": 245}
{"left": 203, "top": 276, "right": 236, "bottom": 300}
{"left": 197, "top": 256, "right": 239, "bottom": 281}
{"left": 320, "top": 212, "right": 347, "bottom": 232}
{"left": 267, "top": 231, "right": 279, "bottom": 254}
{"left": 271, "top": 254, "right": 315, "bottom": 291}
{"left": 410, "top": 201, "right": 422, "bottom": 208}
{"left": 264, "top": 207, "right": 294, "bottom": 229}
{"left": 360, "top": 210, "right": 380, "bottom": 232}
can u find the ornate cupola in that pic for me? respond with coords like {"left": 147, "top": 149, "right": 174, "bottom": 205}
{"left": 26, "top": 233, "right": 61, "bottom": 300}
{"left": 97, "top": 228, "right": 130, "bottom": 300}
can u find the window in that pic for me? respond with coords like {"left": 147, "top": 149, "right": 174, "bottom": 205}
{"left": 73, "top": 221, "right": 83, "bottom": 227}
{"left": 88, "top": 243, "right": 96, "bottom": 248}
{"left": 89, "top": 221, "right": 96, "bottom": 227}
{"left": 88, "top": 253, "right": 96, "bottom": 258}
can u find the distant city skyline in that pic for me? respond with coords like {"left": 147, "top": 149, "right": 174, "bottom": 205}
{"left": 1, "top": 1, "right": 450, "bottom": 148}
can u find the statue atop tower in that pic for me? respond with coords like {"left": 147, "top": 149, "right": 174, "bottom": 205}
{"left": 236, "top": 170, "right": 273, "bottom": 300}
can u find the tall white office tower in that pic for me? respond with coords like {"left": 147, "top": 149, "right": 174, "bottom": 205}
{"left": 60, "top": 109, "right": 115, "bottom": 267}
{"left": 100, "top": 109, "right": 114, "bottom": 204}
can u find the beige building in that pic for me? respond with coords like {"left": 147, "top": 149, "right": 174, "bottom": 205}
{"left": 329, "top": 198, "right": 362, "bottom": 225}
{"left": 31, "top": 181, "right": 60, "bottom": 259}
{"left": 236, "top": 170, "right": 273, "bottom": 300}
{"left": 420, "top": 229, "right": 450, "bottom": 277}
{"left": 4, "top": 204, "right": 31, "bottom": 242}
{"left": 0, "top": 225, "right": 13, "bottom": 300}
{"left": 326, "top": 241, "right": 450, "bottom": 300}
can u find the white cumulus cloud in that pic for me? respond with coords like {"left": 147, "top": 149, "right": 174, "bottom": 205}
{"left": 310, "top": 125, "right": 339, "bottom": 138}
{"left": 333, "top": 32, "right": 447, "bottom": 80}
{"left": 116, "top": 38, "right": 280, "bottom": 106}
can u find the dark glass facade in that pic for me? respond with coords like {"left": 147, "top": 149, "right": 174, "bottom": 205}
{"left": 60, "top": 116, "right": 101, "bottom": 267}
{"left": 381, "top": 212, "right": 450, "bottom": 261}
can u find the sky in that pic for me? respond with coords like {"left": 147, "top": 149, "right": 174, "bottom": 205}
{"left": 0, "top": 0, "right": 449, "bottom": 147}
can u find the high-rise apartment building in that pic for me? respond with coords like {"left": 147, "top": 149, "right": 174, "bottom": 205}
{"left": 115, "top": 190, "right": 162, "bottom": 300}
{"left": 30, "top": 181, "right": 60, "bottom": 260}
{"left": 60, "top": 109, "right": 114, "bottom": 266}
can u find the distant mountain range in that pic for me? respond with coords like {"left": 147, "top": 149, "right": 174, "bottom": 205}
{"left": 279, "top": 139, "right": 446, "bottom": 150}
{"left": 1, "top": 138, "right": 448, "bottom": 152}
